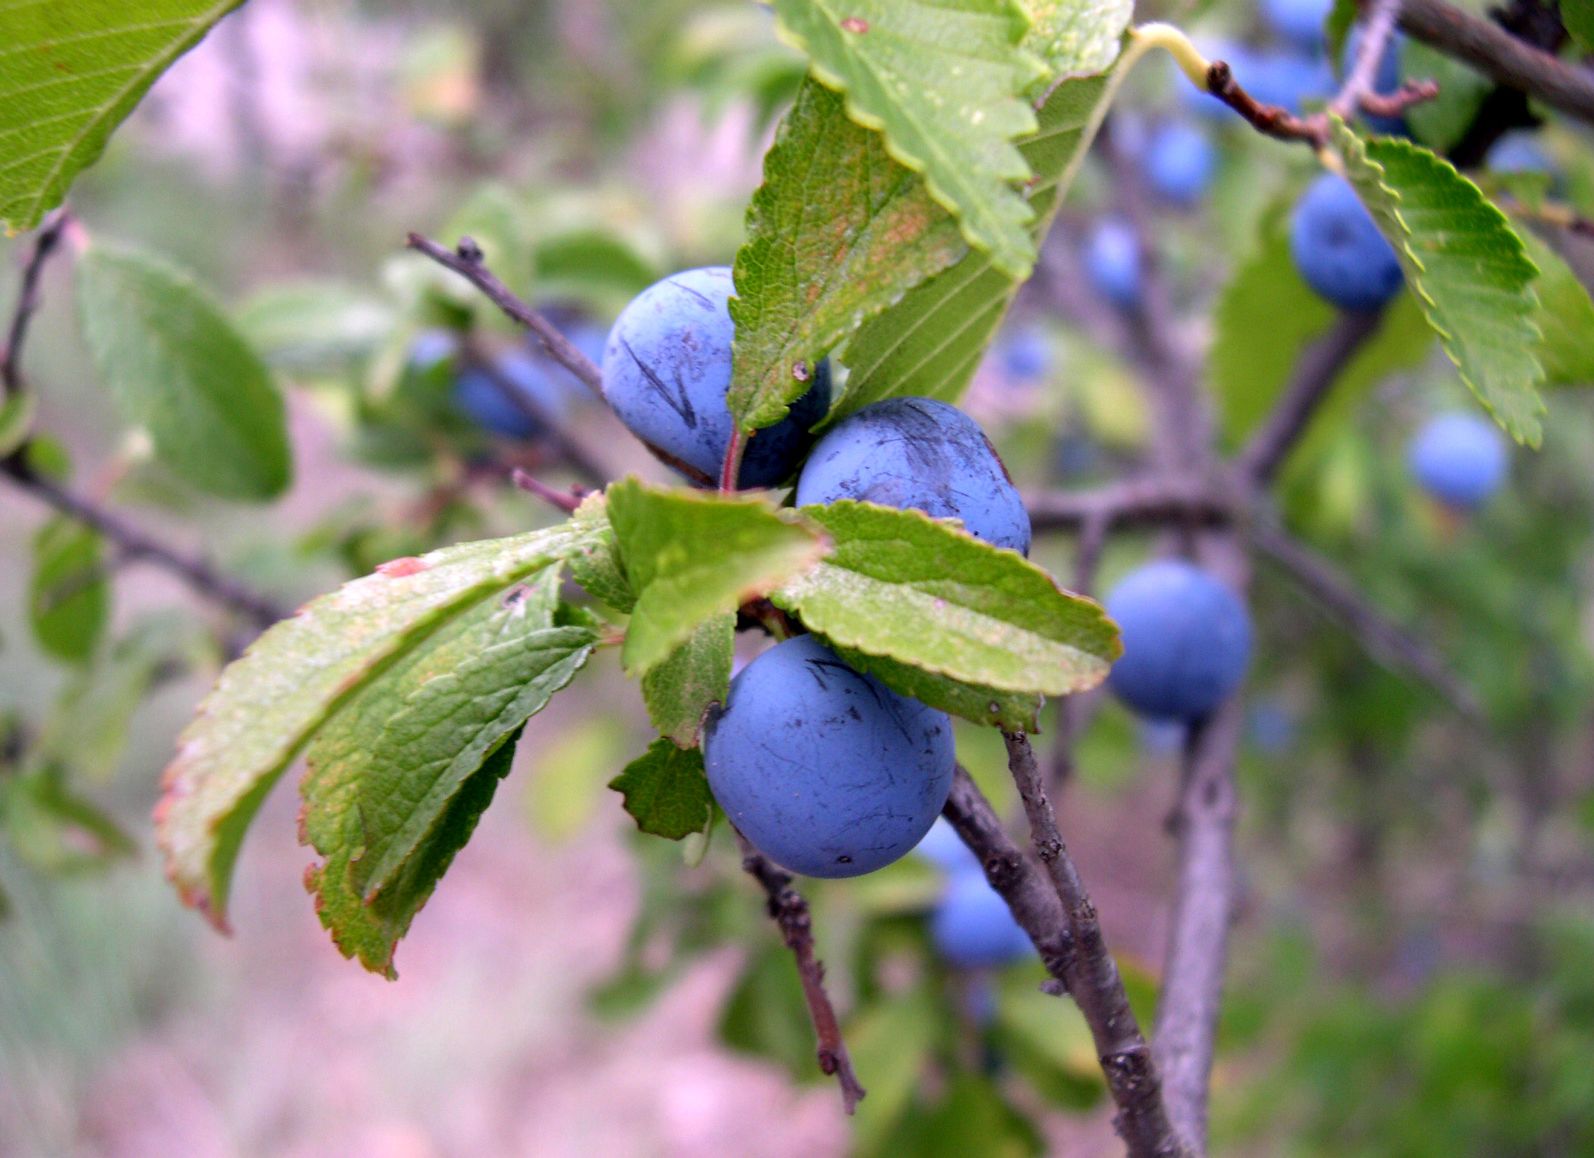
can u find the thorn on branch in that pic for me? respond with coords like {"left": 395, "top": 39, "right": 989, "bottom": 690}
{"left": 510, "top": 469, "right": 585, "bottom": 513}
{"left": 1360, "top": 78, "right": 1442, "bottom": 119}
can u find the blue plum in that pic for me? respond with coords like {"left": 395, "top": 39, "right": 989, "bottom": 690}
{"left": 1264, "top": 0, "right": 1332, "bottom": 52}
{"left": 1084, "top": 218, "right": 1142, "bottom": 310}
{"left": 1290, "top": 173, "right": 1405, "bottom": 312}
{"left": 1407, "top": 412, "right": 1508, "bottom": 511}
{"left": 454, "top": 349, "right": 570, "bottom": 440}
{"left": 795, "top": 397, "right": 1032, "bottom": 555}
{"left": 1488, "top": 131, "right": 1554, "bottom": 177}
{"left": 996, "top": 323, "right": 1051, "bottom": 383}
{"left": 601, "top": 267, "right": 831, "bottom": 488}
{"left": 914, "top": 817, "right": 983, "bottom": 878}
{"left": 409, "top": 329, "right": 457, "bottom": 370}
{"left": 703, "top": 635, "right": 955, "bottom": 879}
{"left": 1245, "top": 50, "right": 1335, "bottom": 114}
{"left": 932, "top": 872, "right": 1034, "bottom": 969}
{"left": 1143, "top": 122, "right": 1218, "bottom": 206}
{"left": 1105, "top": 559, "right": 1252, "bottom": 721}
{"left": 1343, "top": 26, "right": 1407, "bottom": 134}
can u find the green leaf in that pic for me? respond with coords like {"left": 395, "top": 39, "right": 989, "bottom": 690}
{"left": 1401, "top": 42, "right": 1490, "bottom": 154}
{"left": 4, "top": 766, "right": 136, "bottom": 875}
{"left": 0, "top": 0, "right": 245, "bottom": 233}
{"left": 1331, "top": 121, "right": 1546, "bottom": 445}
{"left": 1210, "top": 203, "right": 1433, "bottom": 459}
{"left": 29, "top": 518, "right": 108, "bottom": 663}
{"left": 567, "top": 493, "right": 635, "bottom": 612}
{"left": 1019, "top": 0, "right": 1133, "bottom": 82}
{"left": 728, "top": 77, "right": 970, "bottom": 432}
{"left": 303, "top": 570, "right": 596, "bottom": 975}
{"left": 774, "top": 501, "right": 1118, "bottom": 695}
{"left": 533, "top": 228, "right": 660, "bottom": 308}
{"left": 848, "top": 990, "right": 941, "bottom": 1158}
{"left": 837, "top": 76, "right": 1107, "bottom": 417}
{"left": 771, "top": 0, "right": 1047, "bottom": 277}
{"left": 235, "top": 281, "right": 395, "bottom": 372}
{"left": 156, "top": 517, "right": 607, "bottom": 928}
{"left": 608, "top": 737, "right": 714, "bottom": 840}
{"left": 642, "top": 612, "right": 734, "bottom": 747}
{"left": 607, "top": 479, "right": 829, "bottom": 676}
{"left": 1564, "top": 0, "right": 1594, "bottom": 53}
{"left": 824, "top": 640, "right": 1043, "bottom": 731}
{"left": 1514, "top": 226, "right": 1594, "bottom": 388}
{"left": 0, "top": 391, "right": 37, "bottom": 458}
{"left": 76, "top": 244, "right": 292, "bottom": 500}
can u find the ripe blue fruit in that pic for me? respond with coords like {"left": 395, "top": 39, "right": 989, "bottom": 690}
{"left": 914, "top": 817, "right": 982, "bottom": 877}
{"left": 1406, "top": 412, "right": 1508, "bottom": 511}
{"left": 1290, "top": 173, "right": 1405, "bottom": 312}
{"left": 704, "top": 635, "right": 955, "bottom": 879}
{"left": 1343, "top": 27, "right": 1407, "bottom": 134}
{"left": 932, "top": 872, "right": 1034, "bottom": 969}
{"left": 1143, "top": 122, "right": 1217, "bottom": 206}
{"left": 601, "top": 267, "right": 830, "bottom": 488}
{"left": 795, "top": 397, "right": 1032, "bottom": 555}
{"left": 1084, "top": 218, "right": 1142, "bottom": 310}
{"left": 1105, "top": 559, "right": 1252, "bottom": 721}
{"left": 1263, "top": 0, "right": 1332, "bottom": 52}
{"left": 1488, "top": 131, "right": 1553, "bottom": 177}
{"left": 454, "top": 350, "right": 570, "bottom": 440}
{"left": 995, "top": 323, "right": 1051, "bottom": 383}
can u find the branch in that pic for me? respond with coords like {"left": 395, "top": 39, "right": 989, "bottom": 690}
{"left": 510, "top": 468, "right": 585, "bottom": 514}
{"left": 991, "top": 738, "right": 1191, "bottom": 1157}
{"left": 2, "top": 208, "right": 71, "bottom": 397}
{"left": 405, "top": 233, "right": 604, "bottom": 399}
{"left": 734, "top": 831, "right": 866, "bottom": 1115}
{"left": 1025, "top": 475, "right": 1236, "bottom": 534}
{"left": 1152, "top": 702, "right": 1244, "bottom": 1152}
{"left": 1236, "top": 310, "right": 1386, "bottom": 488}
{"left": 2, "top": 459, "right": 287, "bottom": 628}
{"left": 1333, "top": 0, "right": 1404, "bottom": 120}
{"left": 1397, "top": 0, "right": 1594, "bottom": 126}
{"left": 1251, "top": 523, "right": 1485, "bottom": 720}
{"left": 457, "top": 340, "right": 610, "bottom": 486}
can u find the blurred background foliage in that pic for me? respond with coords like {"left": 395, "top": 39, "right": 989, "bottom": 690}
{"left": 2, "top": 0, "right": 1593, "bottom": 1153}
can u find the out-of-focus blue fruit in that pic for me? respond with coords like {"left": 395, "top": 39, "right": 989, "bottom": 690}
{"left": 796, "top": 397, "right": 1032, "bottom": 555}
{"left": 409, "top": 329, "right": 457, "bottom": 369}
{"left": 544, "top": 319, "right": 610, "bottom": 401}
{"left": 1143, "top": 122, "right": 1218, "bottom": 205}
{"left": 915, "top": 817, "right": 983, "bottom": 877}
{"left": 997, "top": 324, "right": 1052, "bottom": 383}
{"left": 1487, "top": 130, "right": 1553, "bottom": 176}
{"left": 932, "top": 872, "right": 1035, "bottom": 968}
{"left": 454, "top": 349, "right": 569, "bottom": 440}
{"left": 1105, "top": 559, "right": 1253, "bottom": 721}
{"left": 704, "top": 635, "right": 955, "bottom": 879}
{"left": 1264, "top": 0, "right": 1333, "bottom": 52}
{"left": 1290, "top": 173, "right": 1405, "bottom": 312}
{"left": 1245, "top": 50, "right": 1335, "bottom": 114}
{"left": 1343, "top": 26, "right": 1407, "bottom": 134}
{"left": 1407, "top": 412, "right": 1508, "bottom": 511}
{"left": 1084, "top": 218, "right": 1142, "bottom": 310}
{"left": 601, "top": 267, "right": 831, "bottom": 487}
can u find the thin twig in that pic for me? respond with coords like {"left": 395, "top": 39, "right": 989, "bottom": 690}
{"left": 1332, "top": 0, "right": 1404, "bottom": 120}
{"left": 734, "top": 831, "right": 866, "bottom": 1115}
{"left": 405, "top": 233, "right": 604, "bottom": 399}
{"left": 994, "top": 737, "right": 1190, "bottom": 1157}
{"left": 1153, "top": 700, "right": 1244, "bottom": 1152}
{"left": 1237, "top": 310, "right": 1386, "bottom": 487}
{"left": 1050, "top": 515, "right": 1109, "bottom": 789}
{"left": 1206, "top": 60, "right": 1329, "bottom": 146}
{"left": 1026, "top": 475, "right": 1236, "bottom": 534}
{"left": 509, "top": 469, "right": 585, "bottom": 513}
{"left": 1397, "top": 0, "right": 1594, "bottom": 126}
{"left": 1251, "top": 522, "right": 1485, "bottom": 720}
{"left": 2, "top": 208, "right": 71, "bottom": 397}
{"left": 457, "top": 340, "right": 609, "bottom": 486}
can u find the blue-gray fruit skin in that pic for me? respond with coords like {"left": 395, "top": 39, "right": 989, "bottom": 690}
{"left": 1105, "top": 559, "right": 1252, "bottom": 722}
{"left": 601, "top": 266, "right": 830, "bottom": 488}
{"left": 932, "top": 872, "right": 1035, "bottom": 969}
{"left": 704, "top": 635, "right": 955, "bottom": 879}
{"left": 1407, "top": 412, "right": 1508, "bottom": 511}
{"left": 795, "top": 397, "right": 1032, "bottom": 555}
{"left": 1290, "top": 173, "right": 1405, "bottom": 313}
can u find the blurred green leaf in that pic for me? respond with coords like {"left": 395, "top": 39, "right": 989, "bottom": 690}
{"left": 525, "top": 715, "right": 632, "bottom": 843}
{"left": 838, "top": 76, "right": 1109, "bottom": 416}
{"left": 993, "top": 975, "right": 1105, "bottom": 1108}
{"left": 0, "top": 0, "right": 245, "bottom": 232}
{"left": 849, "top": 989, "right": 942, "bottom": 1157}
{"left": 1020, "top": 0, "right": 1133, "bottom": 83}
{"left": 775, "top": 501, "right": 1119, "bottom": 695}
{"left": 1564, "top": 0, "right": 1594, "bottom": 52}
{"left": 235, "top": 281, "right": 396, "bottom": 372}
{"left": 608, "top": 737, "right": 714, "bottom": 840}
{"left": 1402, "top": 42, "right": 1490, "bottom": 153}
{"left": 642, "top": 612, "right": 733, "bottom": 747}
{"left": 4, "top": 767, "right": 136, "bottom": 876}
{"left": 1514, "top": 226, "right": 1594, "bottom": 387}
{"left": 533, "top": 228, "right": 659, "bottom": 307}
{"left": 887, "top": 1073, "right": 1043, "bottom": 1157}
{"left": 607, "top": 479, "right": 828, "bottom": 676}
{"left": 728, "top": 76, "right": 970, "bottom": 432}
{"left": 718, "top": 941, "right": 819, "bottom": 1076}
{"left": 0, "top": 392, "right": 37, "bottom": 458}
{"left": 157, "top": 517, "right": 608, "bottom": 928}
{"left": 771, "top": 0, "right": 1046, "bottom": 277}
{"left": 76, "top": 244, "right": 291, "bottom": 500}
{"left": 1333, "top": 121, "right": 1546, "bottom": 445}
{"left": 29, "top": 518, "right": 108, "bottom": 664}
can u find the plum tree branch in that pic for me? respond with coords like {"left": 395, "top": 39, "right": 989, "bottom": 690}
{"left": 1395, "top": 0, "right": 1594, "bottom": 126}
{"left": 2, "top": 208, "right": 70, "bottom": 398}
{"left": 941, "top": 763, "right": 1189, "bottom": 1158}
{"left": 733, "top": 830, "right": 866, "bottom": 1115}
{"left": 1333, "top": 0, "right": 1404, "bottom": 120}
{"left": 456, "top": 340, "right": 610, "bottom": 486}
{"left": 1025, "top": 475, "right": 1237, "bottom": 534}
{"left": 405, "top": 233, "right": 604, "bottom": 399}
{"left": 1250, "top": 522, "right": 1485, "bottom": 720}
